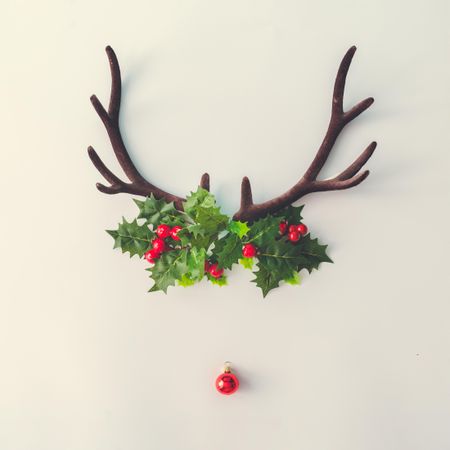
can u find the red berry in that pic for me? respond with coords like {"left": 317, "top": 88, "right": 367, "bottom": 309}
{"left": 242, "top": 243, "right": 257, "bottom": 258}
{"left": 170, "top": 225, "right": 182, "bottom": 241}
{"left": 156, "top": 224, "right": 171, "bottom": 239}
{"left": 152, "top": 238, "right": 166, "bottom": 253}
{"left": 209, "top": 263, "right": 224, "bottom": 278}
{"left": 288, "top": 224, "right": 298, "bottom": 234}
{"left": 297, "top": 224, "right": 308, "bottom": 235}
{"left": 288, "top": 231, "right": 300, "bottom": 242}
{"left": 144, "top": 248, "right": 160, "bottom": 264}
{"left": 204, "top": 260, "right": 211, "bottom": 272}
{"left": 279, "top": 221, "right": 288, "bottom": 235}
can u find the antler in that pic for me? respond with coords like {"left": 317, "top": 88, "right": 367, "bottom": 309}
{"left": 88, "top": 46, "right": 209, "bottom": 209}
{"left": 233, "top": 46, "right": 377, "bottom": 222}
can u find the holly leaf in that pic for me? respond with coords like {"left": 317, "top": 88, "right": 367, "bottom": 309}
{"left": 239, "top": 257, "right": 254, "bottom": 270}
{"left": 228, "top": 221, "right": 250, "bottom": 238}
{"left": 149, "top": 249, "right": 189, "bottom": 293}
{"left": 246, "top": 215, "right": 280, "bottom": 247}
{"left": 186, "top": 247, "right": 207, "bottom": 281}
{"left": 182, "top": 188, "right": 229, "bottom": 248}
{"left": 207, "top": 273, "right": 228, "bottom": 286}
{"left": 195, "top": 206, "right": 228, "bottom": 235}
{"left": 213, "top": 233, "right": 243, "bottom": 270}
{"left": 293, "top": 234, "right": 333, "bottom": 273}
{"left": 284, "top": 272, "right": 301, "bottom": 285}
{"left": 251, "top": 235, "right": 331, "bottom": 296}
{"left": 134, "top": 194, "right": 183, "bottom": 227}
{"left": 251, "top": 262, "right": 283, "bottom": 297}
{"left": 274, "top": 205, "right": 304, "bottom": 224}
{"left": 107, "top": 218, "right": 154, "bottom": 258}
{"left": 178, "top": 274, "right": 196, "bottom": 287}
{"left": 183, "top": 187, "right": 216, "bottom": 217}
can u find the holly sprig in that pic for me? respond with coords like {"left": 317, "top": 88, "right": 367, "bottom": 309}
{"left": 107, "top": 187, "right": 332, "bottom": 297}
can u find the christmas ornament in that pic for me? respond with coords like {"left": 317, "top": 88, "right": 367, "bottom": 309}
{"left": 87, "top": 45, "right": 377, "bottom": 296}
{"left": 215, "top": 362, "right": 239, "bottom": 395}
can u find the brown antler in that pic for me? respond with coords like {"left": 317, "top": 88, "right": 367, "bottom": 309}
{"left": 88, "top": 46, "right": 209, "bottom": 209}
{"left": 233, "top": 46, "right": 377, "bottom": 222}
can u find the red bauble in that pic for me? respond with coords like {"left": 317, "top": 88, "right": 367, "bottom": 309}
{"left": 170, "top": 225, "right": 182, "bottom": 241}
{"left": 156, "top": 224, "right": 171, "bottom": 239}
{"left": 242, "top": 243, "right": 257, "bottom": 258}
{"left": 215, "top": 365, "right": 239, "bottom": 395}
{"left": 297, "top": 223, "right": 308, "bottom": 236}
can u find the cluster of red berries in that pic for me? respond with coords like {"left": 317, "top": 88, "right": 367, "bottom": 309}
{"left": 204, "top": 260, "right": 224, "bottom": 279}
{"left": 144, "top": 224, "right": 183, "bottom": 264}
{"left": 279, "top": 221, "right": 308, "bottom": 242}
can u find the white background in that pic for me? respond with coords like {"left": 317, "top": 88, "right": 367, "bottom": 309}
{"left": 1, "top": 1, "right": 449, "bottom": 449}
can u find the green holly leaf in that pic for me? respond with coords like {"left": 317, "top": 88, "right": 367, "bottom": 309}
{"left": 207, "top": 273, "right": 228, "bottom": 286}
{"left": 186, "top": 224, "right": 205, "bottom": 239}
{"left": 274, "top": 205, "right": 304, "bottom": 224}
{"left": 228, "top": 221, "right": 250, "bottom": 238}
{"left": 149, "top": 249, "right": 189, "bottom": 293}
{"left": 182, "top": 188, "right": 229, "bottom": 248}
{"left": 107, "top": 217, "right": 154, "bottom": 258}
{"left": 293, "top": 234, "right": 333, "bottom": 273}
{"left": 239, "top": 257, "right": 254, "bottom": 269}
{"left": 214, "top": 233, "right": 243, "bottom": 270}
{"left": 251, "top": 262, "right": 282, "bottom": 297}
{"left": 178, "top": 274, "right": 196, "bottom": 287}
{"left": 284, "top": 272, "right": 301, "bottom": 285}
{"left": 246, "top": 215, "right": 280, "bottom": 247}
{"left": 186, "top": 247, "right": 207, "bottom": 281}
{"left": 195, "top": 206, "right": 228, "bottom": 235}
{"left": 251, "top": 234, "right": 331, "bottom": 296}
{"left": 183, "top": 187, "right": 216, "bottom": 217}
{"left": 134, "top": 194, "right": 183, "bottom": 227}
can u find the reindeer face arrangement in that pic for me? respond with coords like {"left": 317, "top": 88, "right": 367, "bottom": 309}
{"left": 88, "top": 45, "right": 376, "bottom": 296}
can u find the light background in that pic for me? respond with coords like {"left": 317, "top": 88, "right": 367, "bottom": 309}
{"left": 1, "top": 1, "right": 449, "bottom": 449}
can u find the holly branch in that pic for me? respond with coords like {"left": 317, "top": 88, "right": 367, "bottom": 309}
{"left": 107, "top": 187, "right": 332, "bottom": 296}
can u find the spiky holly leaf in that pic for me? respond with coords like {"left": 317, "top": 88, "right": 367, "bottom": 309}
{"left": 134, "top": 194, "right": 184, "bottom": 227}
{"left": 228, "top": 221, "right": 250, "bottom": 238}
{"left": 183, "top": 187, "right": 216, "bottom": 216}
{"left": 246, "top": 215, "right": 280, "bottom": 247}
{"left": 176, "top": 225, "right": 203, "bottom": 248}
{"left": 251, "top": 262, "right": 282, "bottom": 297}
{"left": 149, "top": 249, "right": 189, "bottom": 293}
{"left": 195, "top": 206, "right": 228, "bottom": 235}
{"left": 213, "top": 233, "right": 243, "bottom": 270}
{"left": 293, "top": 234, "right": 333, "bottom": 273}
{"left": 178, "top": 274, "right": 196, "bottom": 287}
{"left": 240, "top": 257, "right": 254, "bottom": 269}
{"left": 284, "top": 272, "right": 301, "bottom": 285}
{"left": 107, "top": 218, "right": 154, "bottom": 258}
{"left": 252, "top": 235, "right": 331, "bottom": 296}
{"left": 186, "top": 247, "right": 207, "bottom": 281}
{"left": 183, "top": 187, "right": 229, "bottom": 248}
{"left": 207, "top": 273, "right": 228, "bottom": 286}
{"left": 275, "top": 205, "right": 304, "bottom": 224}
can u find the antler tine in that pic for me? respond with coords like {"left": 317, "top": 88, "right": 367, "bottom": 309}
{"left": 88, "top": 45, "right": 185, "bottom": 210}
{"left": 233, "top": 46, "right": 376, "bottom": 223}
{"left": 200, "top": 173, "right": 210, "bottom": 191}
{"left": 240, "top": 177, "right": 254, "bottom": 209}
